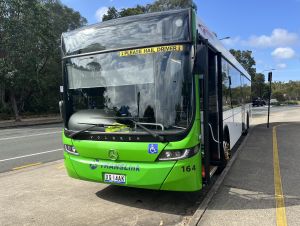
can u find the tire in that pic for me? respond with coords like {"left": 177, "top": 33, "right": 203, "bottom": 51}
{"left": 217, "top": 129, "right": 231, "bottom": 174}
{"left": 242, "top": 113, "right": 249, "bottom": 136}
{"left": 223, "top": 131, "right": 231, "bottom": 161}
{"left": 246, "top": 113, "right": 250, "bottom": 130}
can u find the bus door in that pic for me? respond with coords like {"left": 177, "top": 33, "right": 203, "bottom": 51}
{"left": 207, "top": 49, "right": 221, "bottom": 162}
{"left": 196, "top": 39, "right": 225, "bottom": 184}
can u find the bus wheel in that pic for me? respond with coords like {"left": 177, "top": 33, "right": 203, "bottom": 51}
{"left": 246, "top": 113, "right": 250, "bottom": 130}
{"left": 243, "top": 113, "right": 249, "bottom": 135}
{"left": 223, "top": 132, "right": 231, "bottom": 161}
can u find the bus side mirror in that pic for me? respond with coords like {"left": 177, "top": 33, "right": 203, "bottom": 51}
{"left": 59, "top": 100, "right": 64, "bottom": 119}
{"left": 228, "top": 76, "right": 232, "bottom": 86}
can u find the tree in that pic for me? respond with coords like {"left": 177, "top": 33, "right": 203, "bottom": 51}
{"left": 271, "top": 81, "right": 300, "bottom": 102}
{"left": 0, "top": 0, "right": 87, "bottom": 120}
{"left": 102, "top": 7, "right": 119, "bottom": 21}
{"left": 229, "top": 49, "right": 267, "bottom": 98}
{"left": 119, "top": 5, "right": 147, "bottom": 17}
{"left": 229, "top": 49, "right": 256, "bottom": 78}
{"left": 252, "top": 73, "right": 267, "bottom": 98}
{"left": 272, "top": 90, "right": 285, "bottom": 102}
{"left": 102, "top": 0, "right": 196, "bottom": 21}
{"left": 148, "top": 0, "right": 196, "bottom": 12}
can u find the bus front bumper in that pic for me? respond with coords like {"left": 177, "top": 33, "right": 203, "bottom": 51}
{"left": 64, "top": 152, "right": 202, "bottom": 191}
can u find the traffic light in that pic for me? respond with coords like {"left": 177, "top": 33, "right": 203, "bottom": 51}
{"left": 268, "top": 72, "right": 272, "bottom": 82}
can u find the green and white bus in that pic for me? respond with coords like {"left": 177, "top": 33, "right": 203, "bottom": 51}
{"left": 61, "top": 8, "right": 251, "bottom": 191}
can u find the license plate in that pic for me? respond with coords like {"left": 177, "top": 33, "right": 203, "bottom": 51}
{"left": 104, "top": 173, "right": 126, "bottom": 184}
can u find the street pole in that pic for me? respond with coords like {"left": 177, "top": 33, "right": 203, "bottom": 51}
{"left": 267, "top": 72, "right": 272, "bottom": 128}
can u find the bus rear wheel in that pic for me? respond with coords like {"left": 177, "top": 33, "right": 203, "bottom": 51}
{"left": 242, "top": 113, "right": 249, "bottom": 136}
{"left": 223, "top": 132, "right": 231, "bottom": 161}
{"left": 217, "top": 130, "right": 231, "bottom": 174}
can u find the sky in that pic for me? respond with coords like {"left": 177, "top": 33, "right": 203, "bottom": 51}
{"left": 60, "top": 0, "right": 300, "bottom": 82}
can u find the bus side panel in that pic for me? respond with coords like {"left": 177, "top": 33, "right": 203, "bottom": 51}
{"left": 223, "top": 107, "right": 242, "bottom": 149}
{"left": 64, "top": 152, "right": 80, "bottom": 179}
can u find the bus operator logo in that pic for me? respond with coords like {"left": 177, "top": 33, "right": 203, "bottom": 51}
{"left": 108, "top": 149, "right": 119, "bottom": 161}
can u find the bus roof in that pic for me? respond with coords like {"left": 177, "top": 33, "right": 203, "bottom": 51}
{"left": 61, "top": 8, "right": 190, "bottom": 56}
{"left": 196, "top": 17, "right": 251, "bottom": 79}
{"left": 62, "top": 8, "right": 190, "bottom": 36}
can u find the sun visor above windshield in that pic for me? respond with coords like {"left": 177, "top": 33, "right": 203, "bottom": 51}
{"left": 62, "top": 9, "right": 191, "bottom": 56}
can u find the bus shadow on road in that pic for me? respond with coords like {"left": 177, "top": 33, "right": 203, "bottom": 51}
{"left": 95, "top": 185, "right": 206, "bottom": 215}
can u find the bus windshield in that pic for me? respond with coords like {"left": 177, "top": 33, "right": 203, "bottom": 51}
{"left": 65, "top": 44, "right": 193, "bottom": 133}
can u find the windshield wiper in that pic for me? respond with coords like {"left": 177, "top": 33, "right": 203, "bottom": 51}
{"left": 70, "top": 119, "right": 168, "bottom": 143}
{"left": 128, "top": 119, "right": 167, "bottom": 142}
{"left": 69, "top": 123, "right": 120, "bottom": 138}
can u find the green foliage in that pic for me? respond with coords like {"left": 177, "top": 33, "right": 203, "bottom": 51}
{"left": 229, "top": 49, "right": 256, "bottom": 78}
{"left": 0, "top": 0, "right": 87, "bottom": 120}
{"left": 272, "top": 90, "right": 285, "bottom": 102}
{"left": 271, "top": 81, "right": 300, "bottom": 102}
{"left": 102, "top": 0, "right": 196, "bottom": 21}
{"left": 119, "top": 5, "right": 147, "bottom": 17}
{"left": 148, "top": 0, "right": 196, "bottom": 12}
{"left": 102, "top": 7, "right": 119, "bottom": 21}
{"left": 230, "top": 49, "right": 268, "bottom": 99}
{"left": 252, "top": 73, "right": 268, "bottom": 98}
{"left": 285, "top": 101, "right": 298, "bottom": 105}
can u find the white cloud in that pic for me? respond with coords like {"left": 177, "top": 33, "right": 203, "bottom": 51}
{"left": 271, "top": 47, "right": 296, "bottom": 59}
{"left": 277, "top": 63, "right": 287, "bottom": 69}
{"left": 95, "top": 7, "right": 108, "bottom": 22}
{"left": 246, "top": 29, "right": 298, "bottom": 48}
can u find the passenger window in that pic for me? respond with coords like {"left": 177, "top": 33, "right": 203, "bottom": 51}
{"left": 222, "top": 59, "right": 231, "bottom": 111}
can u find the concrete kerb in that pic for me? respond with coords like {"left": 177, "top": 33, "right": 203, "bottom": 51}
{"left": 187, "top": 126, "right": 255, "bottom": 226}
{"left": 0, "top": 159, "right": 64, "bottom": 179}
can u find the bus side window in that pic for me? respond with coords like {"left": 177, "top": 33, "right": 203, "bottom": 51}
{"left": 222, "top": 59, "right": 231, "bottom": 111}
{"left": 229, "top": 64, "right": 242, "bottom": 108}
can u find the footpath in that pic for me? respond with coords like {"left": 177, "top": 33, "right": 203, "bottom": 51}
{"left": 0, "top": 116, "right": 62, "bottom": 129}
{"left": 189, "top": 106, "right": 300, "bottom": 226}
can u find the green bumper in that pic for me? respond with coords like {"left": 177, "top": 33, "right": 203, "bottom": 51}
{"left": 64, "top": 152, "right": 202, "bottom": 191}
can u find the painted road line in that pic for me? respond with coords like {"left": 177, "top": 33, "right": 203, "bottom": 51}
{"left": 0, "top": 149, "right": 63, "bottom": 162}
{"left": 273, "top": 125, "right": 287, "bottom": 226}
{"left": 13, "top": 162, "right": 42, "bottom": 170}
{"left": 0, "top": 126, "right": 60, "bottom": 133}
{"left": 0, "top": 131, "right": 61, "bottom": 141}
{"left": 56, "top": 164, "right": 65, "bottom": 169}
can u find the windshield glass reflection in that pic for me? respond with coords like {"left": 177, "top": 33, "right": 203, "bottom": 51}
{"left": 65, "top": 45, "right": 193, "bottom": 133}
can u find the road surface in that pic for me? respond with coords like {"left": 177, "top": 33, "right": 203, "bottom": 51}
{"left": 0, "top": 123, "right": 63, "bottom": 173}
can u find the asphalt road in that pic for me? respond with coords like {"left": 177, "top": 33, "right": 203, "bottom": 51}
{"left": 0, "top": 123, "right": 63, "bottom": 173}
{"left": 251, "top": 105, "right": 300, "bottom": 117}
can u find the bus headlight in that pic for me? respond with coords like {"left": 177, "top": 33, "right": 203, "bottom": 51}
{"left": 64, "top": 144, "right": 79, "bottom": 155}
{"left": 157, "top": 145, "right": 199, "bottom": 161}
